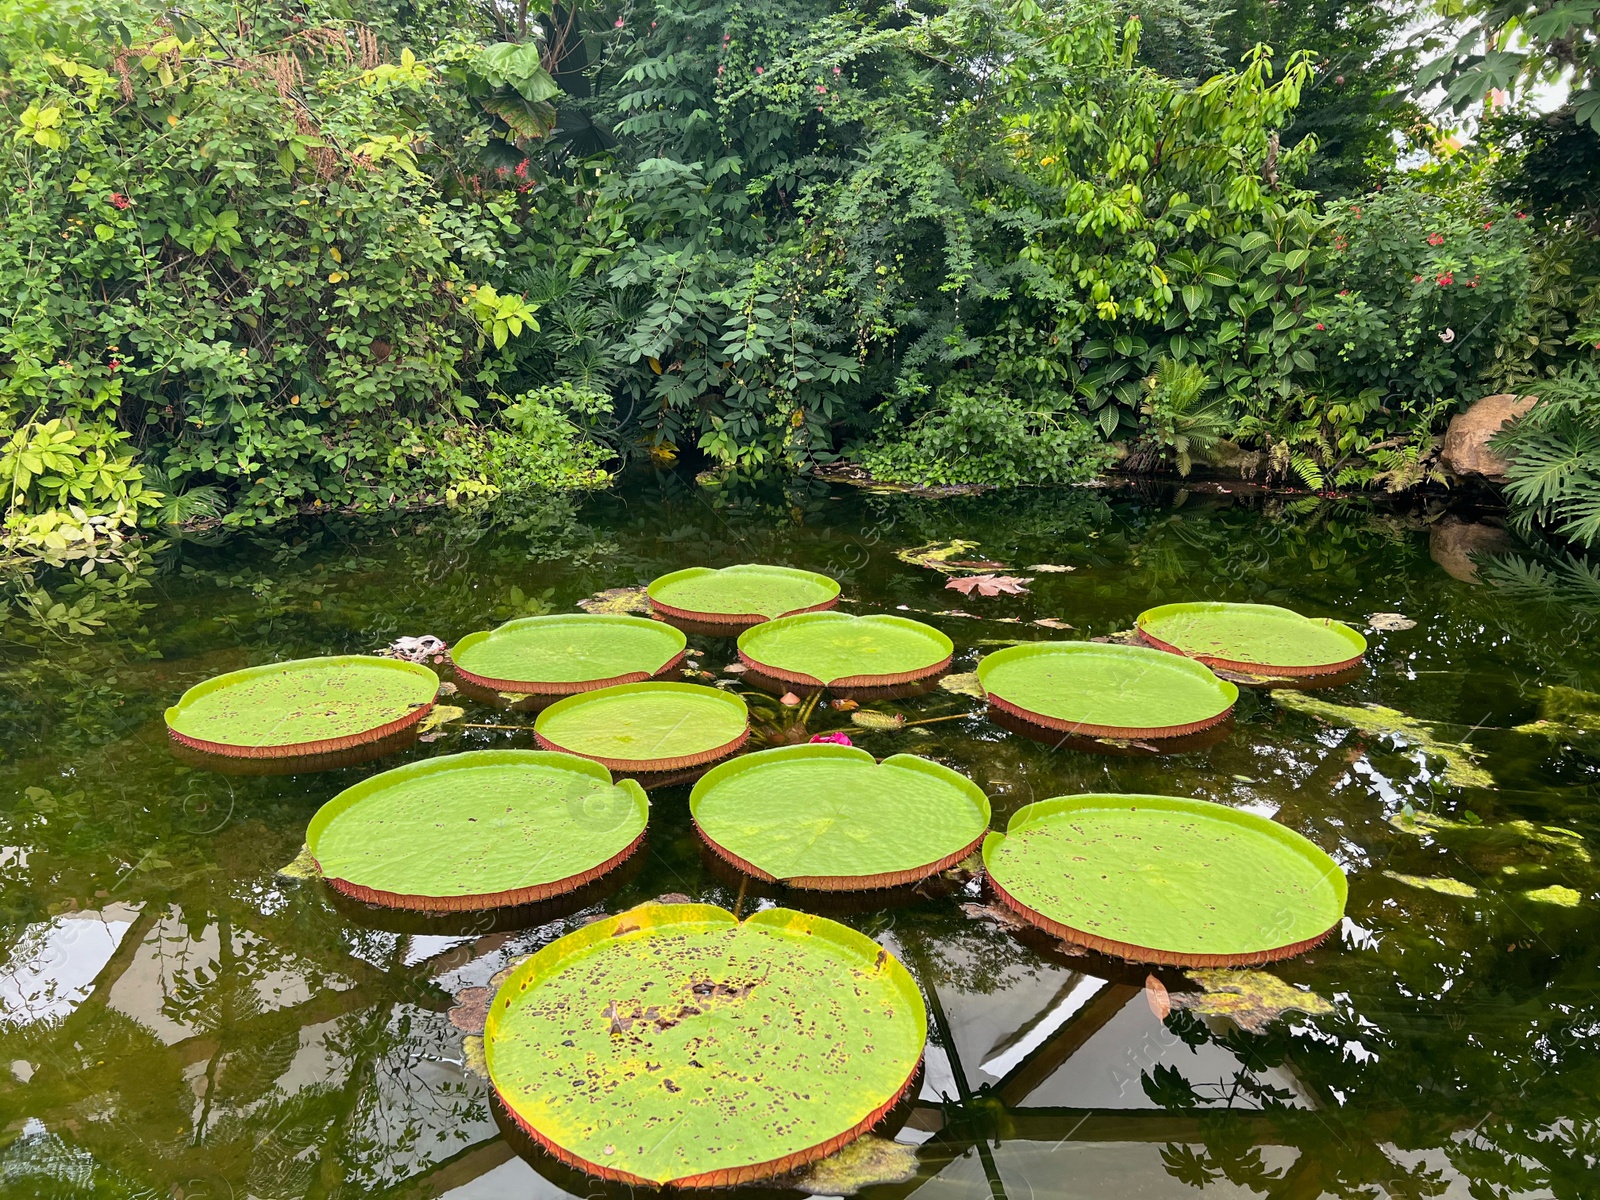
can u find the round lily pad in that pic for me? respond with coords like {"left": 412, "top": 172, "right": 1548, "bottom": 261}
{"left": 976, "top": 642, "right": 1237, "bottom": 738}
{"left": 1137, "top": 602, "right": 1367, "bottom": 677}
{"left": 451, "top": 614, "right": 687, "bottom": 695}
{"left": 533, "top": 681, "right": 750, "bottom": 772}
{"left": 736, "top": 613, "right": 953, "bottom": 688}
{"left": 983, "top": 794, "right": 1347, "bottom": 966}
{"left": 647, "top": 564, "right": 840, "bottom": 630}
{"left": 485, "top": 903, "right": 926, "bottom": 1186}
{"left": 165, "top": 655, "right": 439, "bottom": 759}
{"left": 690, "top": 744, "right": 989, "bottom": 889}
{"left": 305, "top": 750, "right": 649, "bottom": 911}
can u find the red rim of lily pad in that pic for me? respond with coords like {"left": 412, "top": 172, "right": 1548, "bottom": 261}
{"left": 449, "top": 614, "right": 689, "bottom": 695}
{"left": 984, "top": 692, "right": 1234, "bottom": 739}
{"left": 484, "top": 904, "right": 926, "bottom": 1187}
{"left": 165, "top": 656, "right": 438, "bottom": 759}
{"left": 305, "top": 751, "right": 651, "bottom": 912}
{"left": 1135, "top": 602, "right": 1367, "bottom": 677}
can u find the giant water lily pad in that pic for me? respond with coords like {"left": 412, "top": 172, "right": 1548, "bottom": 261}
{"left": 975, "top": 642, "right": 1237, "bottom": 738}
{"left": 165, "top": 655, "right": 438, "bottom": 758}
{"left": 736, "top": 613, "right": 952, "bottom": 688}
{"left": 534, "top": 681, "right": 749, "bottom": 772}
{"left": 485, "top": 903, "right": 926, "bottom": 1187}
{"left": 690, "top": 744, "right": 989, "bottom": 889}
{"left": 1137, "top": 602, "right": 1366, "bottom": 676}
{"left": 982, "top": 794, "right": 1347, "bottom": 965}
{"left": 647, "top": 564, "right": 840, "bottom": 630}
{"left": 304, "top": 750, "right": 648, "bottom": 911}
{"left": 451, "top": 614, "right": 687, "bottom": 694}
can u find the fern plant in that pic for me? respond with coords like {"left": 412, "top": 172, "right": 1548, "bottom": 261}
{"left": 1494, "top": 364, "right": 1600, "bottom": 548}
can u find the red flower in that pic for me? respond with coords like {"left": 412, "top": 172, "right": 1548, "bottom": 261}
{"left": 614, "top": 17, "right": 624, "bottom": 27}
{"left": 756, "top": 66, "right": 763, "bottom": 73}
{"left": 817, "top": 84, "right": 827, "bottom": 93}
{"left": 1517, "top": 211, "right": 1528, "bottom": 219}
{"left": 1315, "top": 323, "right": 1325, "bottom": 330}
{"left": 1437, "top": 272, "right": 1454, "bottom": 286}
{"left": 1483, "top": 222, "right": 1493, "bottom": 230}
{"left": 109, "top": 192, "right": 132, "bottom": 210}
{"left": 495, "top": 166, "right": 509, "bottom": 177}
{"left": 514, "top": 159, "right": 528, "bottom": 178}
{"left": 1426, "top": 232, "right": 1444, "bottom": 246}
{"left": 1412, "top": 275, "right": 1423, "bottom": 283}
{"left": 833, "top": 66, "right": 841, "bottom": 74}
{"left": 107, "top": 358, "right": 121, "bottom": 371}
{"left": 1339, "top": 289, "right": 1350, "bottom": 295}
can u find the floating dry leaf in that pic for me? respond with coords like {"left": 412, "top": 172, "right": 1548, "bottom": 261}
{"left": 1522, "top": 884, "right": 1581, "bottom": 906}
{"left": 895, "top": 540, "right": 983, "bottom": 573}
{"left": 437, "top": 680, "right": 459, "bottom": 696}
{"left": 831, "top": 698, "right": 860, "bottom": 711}
{"left": 939, "top": 672, "right": 986, "bottom": 699}
{"left": 1170, "top": 969, "right": 1334, "bottom": 1034}
{"left": 946, "top": 574, "right": 1032, "bottom": 597}
{"left": 449, "top": 986, "right": 491, "bottom": 1035}
{"left": 960, "top": 901, "right": 1030, "bottom": 932}
{"left": 722, "top": 662, "right": 748, "bottom": 674}
{"left": 1384, "top": 870, "right": 1479, "bottom": 898}
{"left": 461, "top": 1034, "right": 487, "bottom": 1079}
{"left": 1271, "top": 691, "right": 1494, "bottom": 789}
{"left": 1145, "top": 975, "right": 1171, "bottom": 1020}
{"left": 1027, "top": 564, "right": 1075, "bottom": 573}
{"left": 416, "top": 704, "right": 466, "bottom": 735}
{"left": 380, "top": 634, "right": 448, "bottom": 663}
{"left": 850, "top": 710, "right": 906, "bottom": 731}
{"left": 576, "top": 586, "right": 652, "bottom": 615}
{"left": 277, "top": 845, "right": 320, "bottom": 880}
{"left": 793, "top": 1135, "right": 919, "bottom": 1195}
{"left": 1032, "top": 618, "right": 1073, "bottom": 630}
{"left": 1366, "top": 612, "right": 1417, "bottom": 631}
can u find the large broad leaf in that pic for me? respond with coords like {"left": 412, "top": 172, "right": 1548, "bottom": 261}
{"left": 648, "top": 564, "right": 840, "bottom": 624}
{"left": 975, "top": 642, "right": 1237, "bottom": 737}
{"left": 690, "top": 744, "right": 989, "bottom": 887}
{"left": 479, "top": 91, "right": 558, "bottom": 139}
{"left": 476, "top": 42, "right": 561, "bottom": 103}
{"left": 736, "top": 613, "right": 951, "bottom": 687}
{"left": 1136, "top": 602, "right": 1366, "bottom": 675}
{"left": 485, "top": 904, "right": 926, "bottom": 1186}
{"left": 982, "top": 794, "right": 1347, "bottom": 965}
{"left": 451, "top": 614, "right": 686, "bottom": 693}
{"left": 165, "top": 655, "right": 438, "bottom": 756}
{"left": 305, "top": 750, "right": 647, "bottom": 910}
{"left": 534, "top": 681, "right": 749, "bottom": 770}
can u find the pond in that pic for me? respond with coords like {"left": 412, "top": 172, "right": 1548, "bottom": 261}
{"left": 2, "top": 473, "right": 1597, "bottom": 1198}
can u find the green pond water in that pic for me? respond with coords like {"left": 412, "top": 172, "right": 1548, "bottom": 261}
{"left": 2, "top": 474, "right": 1598, "bottom": 1198}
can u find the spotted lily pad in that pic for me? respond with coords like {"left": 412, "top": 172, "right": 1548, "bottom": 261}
{"left": 304, "top": 750, "right": 648, "bottom": 911}
{"left": 1137, "top": 602, "right": 1367, "bottom": 676}
{"left": 165, "top": 655, "right": 438, "bottom": 759}
{"left": 451, "top": 614, "right": 687, "bottom": 694}
{"left": 484, "top": 903, "right": 926, "bottom": 1187}
{"left": 982, "top": 794, "right": 1347, "bottom": 966}
{"left": 534, "top": 681, "right": 749, "bottom": 772}
{"left": 690, "top": 744, "right": 990, "bottom": 889}
{"left": 737, "top": 613, "right": 952, "bottom": 688}
{"left": 647, "top": 564, "right": 840, "bottom": 630}
{"left": 976, "top": 642, "right": 1237, "bottom": 738}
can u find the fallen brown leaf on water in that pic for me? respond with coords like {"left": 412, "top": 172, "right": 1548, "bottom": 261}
{"left": 449, "top": 986, "right": 491, "bottom": 1035}
{"left": 961, "top": 901, "right": 1030, "bottom": 931}
{"left": 1366, "top": 612, "right": 1417, "bottom": 631}
{"left": 939, "top": 672, "right": 986, "bottom": 699}
{"left": 1170, "top": 969, "right": 1334, "bottom": 1034}
{"left": 1145, "top": 975, "right": 1171, "bottom": 1020}
{"left": 794, "top": 1135, "right": 919, "bottom": 1195}
{"left": 722, "top": 662, "right": 747, "bottom": 674}
{"left": 1027, "top": 563, "right": 1076, "bottom": 573}
{"left": 577, "top": 586, "right": 652, "bottom": 615}
{"left": 1033, "top": 617, "right": 1073, "bottom": 630}
{"left": 946, "top": 574, "right": 1032, "bottom": 597}
{"left": 461, "top": 1035, "right": 487, "bottom": 1078}
{"left": 831, "top": 698, "right": 860, "bottom": 711}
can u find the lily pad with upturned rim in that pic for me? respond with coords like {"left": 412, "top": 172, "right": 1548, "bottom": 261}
{"left": 647, "top": 564, "right": 840, "bottom": 630}
{"left": 736, "top": 613, "right": 952, "bottom": 688}
{"left": 975, "top": 641, "right": 1237, "bottom": 738}
{"left": 485, "top": 903, "right": 926, "bottom": 1187}
{"left": 689, "top": 744, "right": 989, "bottom": 889}
{"left": 1136, "top": 602, "right": 1367, "bottom": 677}
{"left": 982, "top": 794, "right": 1347, "bottom": 966}
{"left": 450, "top": 614, "right": 687, "bottom": 695}
{"left": 165, "top": 655, "right": 439, "bottom": 759}
{"left": 533, "top": 681, "right": 750, "bottom": 772}
{"left": 304, "top": 750, "right": 648, "bottom": 911}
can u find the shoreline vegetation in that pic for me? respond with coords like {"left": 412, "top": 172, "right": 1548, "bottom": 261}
{"left": 4, "top": 0, "right": 1600, "bottom": 574}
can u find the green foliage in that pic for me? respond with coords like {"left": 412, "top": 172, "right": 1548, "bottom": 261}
{"left": 1494, "top": 362, "right": 1600, "bottom": 547}
{"left": 1134, "top": 358, "right": 1228, "bottom": 476}
{"left": 860, "top": 385, "right": 1108, "bottom": 488}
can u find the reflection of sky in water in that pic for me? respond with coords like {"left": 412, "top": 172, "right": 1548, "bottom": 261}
{"left": 0, "top": 904, "right": 140, "bottom": 1026}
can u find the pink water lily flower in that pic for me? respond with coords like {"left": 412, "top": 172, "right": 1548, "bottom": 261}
{"left": 810, "top": 732, "right": 853, "bottom": 746}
